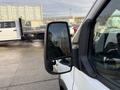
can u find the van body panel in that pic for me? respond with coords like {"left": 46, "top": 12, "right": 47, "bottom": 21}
{"left": 60, "top": 67, "right": 110, "bottom": 90}
{"left": 60, "top": 67, "right": 74, "bottom": 90}
{"left": 73, "top": 68, "right": 110, "bottom": 90}
{"left": 0, "top": 21, "right": 21, "bottom": 41}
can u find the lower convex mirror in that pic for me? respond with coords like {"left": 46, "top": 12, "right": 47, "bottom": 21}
{"left": 44, "top": 22, "right": 72, "bottom": 74}
{"left": 48, "top": 57, "right": 72, "bottom": 73}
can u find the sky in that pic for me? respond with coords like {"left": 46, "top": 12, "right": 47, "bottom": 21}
{"left": 0, "top": 0, "right": 96, "bottom": 17}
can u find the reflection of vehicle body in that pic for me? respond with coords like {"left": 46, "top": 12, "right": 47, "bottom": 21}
{"left": 45, "top": 0, "right": 120, "bottom": 90}
{"left": 95, "top": 29, "right": 120, "bottom": 65}
{"left": 53, "top": 60, "right": 70, "bottom": 73}
{"left": 0, "top": 20, "right": 21, "bottom": 41}
{"left": 95, "top": 26, "right": 106, "bottom": 41}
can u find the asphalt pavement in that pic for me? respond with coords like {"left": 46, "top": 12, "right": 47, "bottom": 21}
{"left": 0, "top": 41, "right": 59, "bottom": 90}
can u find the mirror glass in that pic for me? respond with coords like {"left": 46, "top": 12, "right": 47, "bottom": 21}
{"left": 46, "top": 22, "right": 72, "bottom": 73}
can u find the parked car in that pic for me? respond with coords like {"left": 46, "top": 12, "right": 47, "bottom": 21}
{"left": 69, "top": 24, "right": 78, "bottom": 36}
{"left": 44, "top": 0, "right": 120, "bottom": 90}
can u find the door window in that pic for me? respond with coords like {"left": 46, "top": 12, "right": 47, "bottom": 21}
{"left": 94, "top": 0, "right": 120, "bottom": 86}
{"left": 0, "top": 22, "right": 16, "bottom": 28}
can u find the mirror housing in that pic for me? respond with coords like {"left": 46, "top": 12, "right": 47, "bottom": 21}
{"left": 44, "top": 22, "right": 73, "bottom": 74}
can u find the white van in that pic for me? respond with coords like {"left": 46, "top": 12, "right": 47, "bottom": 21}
{"left": 0, "top": 20, "right": 21, "bottom": 41}
{"left": 44, "top": 0, "right": 120, "bottom": 90}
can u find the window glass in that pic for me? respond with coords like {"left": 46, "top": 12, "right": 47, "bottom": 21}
{"left": 4, "top": 22, "right": 10, "bottom": 28}
{"left": 0, "top": 21, "right": 16, "bottom": 28}
{"left": 10, "top": 22, "right": 16, "bottom": 27}
{"left": 0, "top": 22, "right": 4, "bottom": 28}
{"left": 94, "top": 0, "right": 120, "bottom": 85}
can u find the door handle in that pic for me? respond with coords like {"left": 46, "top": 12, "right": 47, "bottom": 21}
{"left": 13, "top": 30, "right": 17, "bottom": 31}
{"left": 0, "top": 31, "right": 2, "bottom": 32}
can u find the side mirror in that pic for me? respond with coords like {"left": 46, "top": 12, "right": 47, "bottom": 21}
{"left": 44, "top": 22, "right": 73, "bottom": 74}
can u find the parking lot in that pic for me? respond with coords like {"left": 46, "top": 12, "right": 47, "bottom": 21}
{"left": 0, "top": 41, "right": 59, "bottom": 90}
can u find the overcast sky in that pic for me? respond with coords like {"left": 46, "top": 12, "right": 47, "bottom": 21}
{"left": 0, "top": 0, "right": 96, "bottom": 17}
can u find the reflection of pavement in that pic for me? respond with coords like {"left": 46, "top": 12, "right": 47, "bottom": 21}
{"left": 0, "top": 41, "right": 59, "bottom": 90}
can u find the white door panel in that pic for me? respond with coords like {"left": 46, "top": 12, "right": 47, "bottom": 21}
{"left": 0, "top": 28, "right": 21, "bottom": 41}
{"left": 73, "top": 68, "right": 110, "bottom": 90}
{"left": 60, "top": 67, "right": 74, "bottom": 90}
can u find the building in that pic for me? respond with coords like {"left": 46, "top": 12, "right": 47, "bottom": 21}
{"left": 0, "top": 4, "right": 43, "bottom": 27}
{"left": 44, "top": 16, "right": 84, "bottom": 25}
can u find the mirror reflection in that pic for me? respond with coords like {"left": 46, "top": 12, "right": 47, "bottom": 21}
{"left": 53, "top": 58, "right": 71, "bottom": 73}
{"left": 47, "top": 23, "right": 71, "bottom": 59}
{"left": 46, "top": 22, "right": 72, "bottom": 73}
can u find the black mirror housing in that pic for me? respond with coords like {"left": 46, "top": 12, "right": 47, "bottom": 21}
{"left": 44, "top": 21, "right": 73, "bottom": 74}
